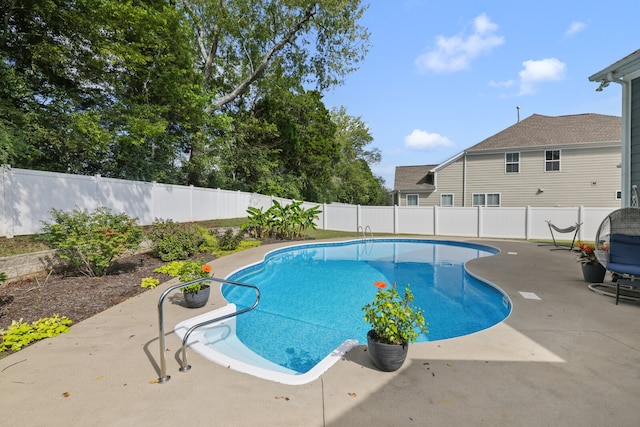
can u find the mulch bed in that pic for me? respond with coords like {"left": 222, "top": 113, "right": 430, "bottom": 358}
{"left": 0, "top": 252, "right": 215, "bottom": 332}
{"left": 0, "top": 236, "right": 307, "bottom": 333}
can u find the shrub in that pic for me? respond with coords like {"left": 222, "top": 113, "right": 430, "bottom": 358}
{"left": 242, "top": 201, "right": 322, "bottom": 239}
{"left": 0, "top": 314, "right": 72, "bottom": 352}
{"left": 216, "top": 228, "right": 243, "bottom": 251}
{"left": 0, "top": 272, "right": 7, "bottom": 284}
{"left": 40, "top": 207, "right": 143, "bottom": 277}
{"left": 148, "top": 219, "right": 205, "bottom": 261}
{"left": 140, "top": 277, "right": 160, "bottom": 289}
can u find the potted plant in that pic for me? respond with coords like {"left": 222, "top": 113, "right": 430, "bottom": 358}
{"left": 576, "top": 242, "right": 606, "bottom": 283}
{"left": 153, "top": 258, "right": 214, "bottom": 308}
{"left": 362, "top": 281, "right": 428, "bottom": 371}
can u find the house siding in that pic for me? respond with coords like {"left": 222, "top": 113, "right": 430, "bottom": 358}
{"left": 631, "top": 76, "right": 640, "bottom": 192}
{"left": 396, "top": 190, "right": 433, "bottom": 207}
{"left": 431, "top": 160, "right": 464, "bottom": 206}
{"left": 461, "top": 146, "right": 620, "bottom": 207}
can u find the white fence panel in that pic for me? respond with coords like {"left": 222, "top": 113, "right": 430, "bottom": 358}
{"left": 324, "top": 204, "right": 357, "bottom": 231}
{"left": 11, "top": 169, "right": 97, "bottom": 236}
{"left": 436, "top": 207, "right": 478, "bottom": 237}
{"left": 361, "top": 206, "right": 395, "bottom": 233}
{"left": 529, "top": 207, "right": 580, "bottom": 240}
{"left": 396, "top": 207, "right": 434, "bottom": 235}
{"left": 152, "top": 183, "right": 193, "bottom": 222}
{"left": 248, "top": 193, "right": 273, "bottom": 212}
{"left": 580, "top": 207, "right": 616, "bottom": 242}
{"left": 481, "top": 207, "right": 527, "bottom": 239}
{"left": 191, "top": 187, "right": 213, "bottom": 221}
{"left": 97, "top": 176, "right": 154, "bottom": 225}
{"left": 0, "top": 167, "right": 625, "bottom": 241}
{"left": 215, "top": 190, "right": 242, "bottom": 219}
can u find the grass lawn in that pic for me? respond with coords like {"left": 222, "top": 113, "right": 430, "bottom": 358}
{"left": 0, "top": 218, "right": 359, "bottom": 258}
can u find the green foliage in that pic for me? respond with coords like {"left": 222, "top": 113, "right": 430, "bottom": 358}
{"left": 362, "top": 282, "right": 428, "bottom": 345}
{"left": 40, "top": 207, "right": 143, "bottom": 277}
{"left": 4, "top": 1, "right": 370, "bottom": 193}
{"left": 242, "top": 201, "right": 322, "bottom": 239}
{"left": 154, "top": 259, "right": 212, "bottom": 293}
{"left": 216, "top": 229, "right": 244, "bottom": 251}
{"left": 0, "top": 272, "right": 7, "bottom": 284}
{"left": 242, "top": 207, "right": 272, "bottom": 239}
{"left": 196, "top": 226, "right": 219, "bottom": 253}
{"left": 140, "top": 277, "right": 160, "bottom": 289}
{"left": 0, "top": 314, "right": 72, "bottom": 352}
{"left": 148, "top": 219, "right": 205, "bottom": 261}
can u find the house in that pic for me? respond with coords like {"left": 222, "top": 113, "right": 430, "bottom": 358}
{"left": 589, "top": 49, "right": 640, "bottom": 207}
{"left": 394, "top": 113, "right": 622, "bottom": 207}
{"left": 393, "top": 164, "right": 437, "bottom": 206}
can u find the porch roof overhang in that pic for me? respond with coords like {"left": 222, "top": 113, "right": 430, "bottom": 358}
{"left": 589, "top": 49, "right": 640, "bottom": 85}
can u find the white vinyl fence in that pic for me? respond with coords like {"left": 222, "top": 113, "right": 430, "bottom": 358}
{"left": 1, "top": 165, "right": 615, "bottom": 242}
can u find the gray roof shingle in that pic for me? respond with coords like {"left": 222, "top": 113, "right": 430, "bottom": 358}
{"left": 467, "top": 113, "right": 621, "bottom": 151}
{"left": 394, "top": 164, "right": 437, "bottom": 191}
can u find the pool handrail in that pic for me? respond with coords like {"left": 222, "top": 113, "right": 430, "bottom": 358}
{"left": 156, "top": 276, "right": 260, "bottom": 384}
{"left": 357, "top": 225, "right": 374, "bottom": 242}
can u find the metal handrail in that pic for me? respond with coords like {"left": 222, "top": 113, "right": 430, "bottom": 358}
{"left": 357, "top": 225, "right": 374, "bottom": 242}
{"left": 364, "top": 225, "right": 373, "bottom": 241}
{"left": 156, "top": 276, "right": 260, "bottom": 384}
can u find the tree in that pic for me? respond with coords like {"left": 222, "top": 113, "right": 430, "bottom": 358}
{"left": 221, "top": 89, "right": 338, "bottom": 201}
{"left": 331, "top": 107, "right": 388, "bottom": 205}
{"left": 1, "top": 0, "right": 208, "bottom": 183}
{"left": 181, "top": 0, "right": 370, "bottom": 110}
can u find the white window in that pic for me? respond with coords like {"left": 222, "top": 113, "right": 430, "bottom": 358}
{"left": 472, "top": 194, "right": 485, "bottom": 207}
{"left": 472, "top": 193, "right": 501, "bottom": 207}
{"left": 545, "top": 150, "right": 560, "bottom": 172}
{"left": 487, "top": 193, "right": 501, "bottom": 207}
{"left": 505, "top": 152, "right": 520, "bottom": 173}
{"left": 406, "top": 194, "right": 419, "bottom": 206}
{"left": 440, "top": 194, "right": 454, "bottom": 207}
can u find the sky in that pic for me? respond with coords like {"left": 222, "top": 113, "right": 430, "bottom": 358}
{"left": 321, "top": 0, "right": 640, "bottom": 188}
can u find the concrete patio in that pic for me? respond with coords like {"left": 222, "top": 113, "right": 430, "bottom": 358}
{"left": 1, "top": 238, "right": 639, "bottom": 426}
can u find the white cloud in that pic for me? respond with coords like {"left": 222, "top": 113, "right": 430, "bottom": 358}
{"left": 415, "top": 13, "right": 505, "bottom": 73}
{"left": 565, "top": 21, "right": 587, "bottom": 36}
{"left": 518, "top": 58, "right": 566, "bottom": 95}
{"left": 488, "top": 79, "right": 516, "bottom": 89}
{"left": 404, "top": 129, "right": 454, "bottom": 150}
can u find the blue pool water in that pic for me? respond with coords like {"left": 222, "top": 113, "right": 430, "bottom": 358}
{"left": 222, "top": 239, "right": 511, "bottom": 374}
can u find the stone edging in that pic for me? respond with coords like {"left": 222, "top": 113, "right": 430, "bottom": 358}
{"left": 0, "top": 250, "right": 68, "bottom": 285}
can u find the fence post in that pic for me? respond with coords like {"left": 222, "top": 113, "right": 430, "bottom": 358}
{"left": 578, "top": 205, "right": 585, "bottom": 242}
{"left": 477, "top": 206, "right": 483, "bottom": 238}
{"left": 356, "top": 205, "right": 361, "bottom": 230}
{"left": 151, "top": 181, "right": 157, "bottom": 222}
{"left": 525, "top": 206, "right": 531, "bottom": 240}
{"left": 394, "top": 205, "right": 398, "bottom": 234}
{"left": 323, "top": 203, "right": 327, "bottom": 230}
{"left": 0, "top": 164, "right": 13, "bottom": 238}
{"left": 434, "top": 206, "right": 439, "bottom": 236}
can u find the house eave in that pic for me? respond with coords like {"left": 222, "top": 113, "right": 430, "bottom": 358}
{"left": 467, "top": 140, "right": 621, "bottom": 155}
{"left": 589, "top": 49, "right": 640, "bottom": 83}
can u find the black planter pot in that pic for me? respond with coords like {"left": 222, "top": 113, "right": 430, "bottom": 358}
{"left": 581, "top": 263, "right": 606, "bottom": 283}
{"left": 183, "top": 285, "right": 211, "bottom": 308}
{"left": 366, "top": 330, "right": 409, "bottom": 372}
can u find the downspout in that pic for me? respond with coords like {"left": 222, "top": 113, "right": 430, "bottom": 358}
{"left": 462, "top": 150, "right": 467, "bottom": 207}
{"left": 606, "top": 72, "right": 631, "bottom": 207}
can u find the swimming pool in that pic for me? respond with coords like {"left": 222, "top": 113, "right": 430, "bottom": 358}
{"left": 174, "top": 239, "right": 511, "bottom": 385}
